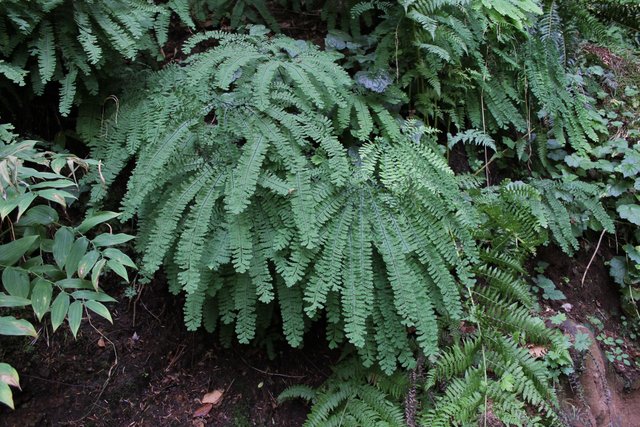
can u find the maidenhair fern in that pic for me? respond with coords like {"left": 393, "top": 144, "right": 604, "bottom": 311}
{"left": 81, "top": 31, "right": 478, "bottom": 372}
{"left": 332, "top": 0, "right": 609, "bottom": 162}
{"left": 281, "top": 194, "right": 576, "bottom": 425}
{"left": 0, "top": 0, "right": 194, "bottom": 115}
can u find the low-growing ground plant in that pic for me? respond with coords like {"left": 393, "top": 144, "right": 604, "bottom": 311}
{"left": 0, "top": 123, "right": 135, "bottom": 408}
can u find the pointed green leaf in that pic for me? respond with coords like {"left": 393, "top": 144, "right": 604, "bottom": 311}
{"left": 36, "top": 189, "right": 76, "bottom": 207}
{"left": 67, "top": 301, "right": 83, "bottom": 338}
{"left": 0, "top": 316, "right": 37, "bottom": 337}
{"left": 77, "top": 250, "right": 99, "bottom": 279}
{"left": 85, "top": 300, "right": 112, "bottom": 323}
{"left": 91, "top": 259, "right": 106, "bottom": 290}
{"left": 0, "top": 363, "right": 20, "bottom": 389}
{"left": 18, "top": 205, "right": 58, "bottom": 226}
{"left": 53, "top": 227, "right": 74, "bottom": 269}
{"left": 50, "top": 157, "right": 67, "bottom": 175}
{"left": 2, "top": 267, "right": 30, "bottom": 298}
{"left": 31, "top": 279, "right": 52, "bottom": 321}
{"left": 55, "top": 278, "right": 92, "bottom": 289}
{"left": 92, "top": 233, "right": 134, "bottom": 247}
{"left": 29, "top": 179, "right": 76, "bottom": 190}
{"left": 16, "top": 193, "right": 37, "bottom": 222}
{"left": 0, "top": 235, "right": 38, "bottom": 266}
{"left": 50, "top": 292, "right": 70, "bottom": 332}
{"left": 65, "top": 237, "right": 89, "bottom": 278}
{"left": 0, "top": 195, "right": 19, "bottom": 221}
{"left": 71, "top": 290, "right": 116, "bottom": 303}
{"left": 0, "top": 381, "right": 14, "bottom": 409}
{"left": 103, "top": 248, "right": 136, "bottom": 269}
{"left": 0, "top": 192, "right": 34, "bottom": 221}
{"left": 106, "top": 259, "right": 128, "bottom": 282}
{"left": 0, "top": 294, "right": 31, "bottom": 308}
{"left": 76, "top": 211, "right": 121, "bottom": 234}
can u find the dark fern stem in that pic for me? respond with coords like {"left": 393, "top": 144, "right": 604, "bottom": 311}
{"left": 404, "top": 351, "right": 425, "bottom": 427}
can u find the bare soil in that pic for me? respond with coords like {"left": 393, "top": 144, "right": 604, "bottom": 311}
{"left": 537, "top": 236, "right": 640, "bottom": 427}
{"left": 0, "top": 280, "right": 335, "bottom": 427}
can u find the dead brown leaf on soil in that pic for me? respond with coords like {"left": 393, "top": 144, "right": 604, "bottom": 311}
{"left": 193, "top": 403, "right": 213, "bottom": 418}
{"left": 528, "top": 345, "right": 548, "bottom": 359}
{"left": 202, "top": 389, "right": 224, "bottom": 406}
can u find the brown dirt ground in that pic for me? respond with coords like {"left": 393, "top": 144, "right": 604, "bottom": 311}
{"left": 0, "top": 280, "right": 336, "bottom": 427}
{"left": 537, "top": 235, "right": 640, "bottom": 427}
{"left": 537, "top": 235, "right": 640, "bottom": 379}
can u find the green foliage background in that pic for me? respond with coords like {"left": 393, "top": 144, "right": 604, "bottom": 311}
{"left": 1, "top": 0, "right": 639, "bottom": 424}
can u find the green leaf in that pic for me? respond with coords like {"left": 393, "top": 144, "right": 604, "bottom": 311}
{"left": 16, "top": 193, "right": 37, "bottom": 222}
{"left": 0, "top": 362, "right": 19, "bottom": 408}
{"left": 0, "top": 381, "right": 14, "bottom": 409}
{"left": 77, "top": 250, "right": 99, "bottom": 279}
{"left": 617, "top": 204, "right": 640, "bottom": 225}
{"left": 50, "top": 292, "right": 70, "bottom": 332}
{"left": 53, "top": 227, "right": 75, "bottom": 269}
{"left": 609, "top": 257, "right": 627, "bottom": 286}
{"left": 85, "top": 300, "right": 113, "bottom": 323}
{"left": 534, "top": 275, "right": 565, "bottom": 300}
{"left": 26, "top": 263, "right": 57, "bottom": 276}
{"left": 624, "top": 244, "right": 640, "bottom": 265}
{"left": 0, "top": 235, "right": 38, "bottom": 266}
{"left": 0, "top": 316, "right": 37, "bottom": 337}
{"left": 0, "top": 194, "right": 21, "bottom": 220}
{"left": 0, "top": 193, "right": 35, "bottom": 221}
{"left": 36, "top": 189, "right": 76, "bottom": 207}
{"left": 55, "top": 278, "right": 92, "bottom": 289}
{"left": 91, "top": 259, "right": 107, "bottom": 290}
{"left": 2, "top": 267, "right": 30, "bottom": 298}
{"left": 18, "top": 205, "right": 58, "bottom": 226}
{"left": 0, "top": 363, "right": 20, "bottom": 389}
{"left": 50, "top": 158, "right": 67, "bottom": 175}
{"left": 0, "top": 60, "right": 27, "bottom": 86}
{"left": 59, "top": 67, "right": 78, "bottom": 117}
{"left": 573, "top": 332, "right": 591, "bottom": 351}
{"left": 0, "top": 294, "right": 31, "bottom": 308}
{"left": 499, "top": 373, "right": 515, "bottom": 392}
{"left": 65, "top": 237, "right": 89, "bottom": 278}
{"left": 550, "top": 312, "right": 567, "bottom": 325}
{"left": 76, "top": 211, "right": 121, "bottom": 234}
{"left": 31, "top": 279, "right": 52, "bottom": 321}
{"left": 106, "top": 259, "right": 128, "bottom": 282}
{"left": 36, "top": 21, "right": 56, "bottom": 84}
{"left": 103, "top": 248, "right": 136, "bottom": 268}
{"left": 71, "top": 290, "right": 116, "bottom": 303}
{"left": 29, "top": 179, "right": 76, "bottom": 190}
{"left": 67, "top": 301, "right": 83, "bottom": 338}
{"left": 92, "top": 233, "right": 134, "bottom": 247}
{"left": 225, "top": 134, "right": 268, "bottom": 214}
